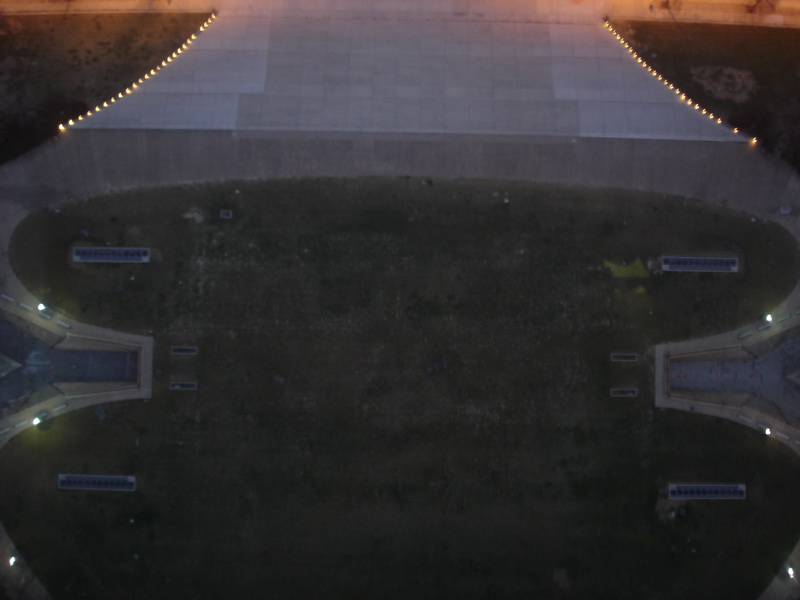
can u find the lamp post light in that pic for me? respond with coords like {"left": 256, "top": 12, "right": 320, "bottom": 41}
{"left": 32, "top": 411, "right": 48, "bottom": 427}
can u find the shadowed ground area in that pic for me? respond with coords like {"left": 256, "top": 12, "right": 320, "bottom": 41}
{"left": 3, "top": 178, "right": 800, "bottom": 600}
{"left": 0, "top": 12, "right": 210, "bottom": 164}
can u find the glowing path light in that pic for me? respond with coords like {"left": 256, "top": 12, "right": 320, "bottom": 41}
{"left": 58, "top": 13, "right": 217, "bottom": 132}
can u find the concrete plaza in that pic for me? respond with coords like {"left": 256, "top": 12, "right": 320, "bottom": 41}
{"left": 1, "top": 1, "right": 800, "bottom": 599}
{"left": 68, "top": 4, "right": 735, "bottom": 141}
{"left": 0, "top": 317, "right": 139, "bottom": 411}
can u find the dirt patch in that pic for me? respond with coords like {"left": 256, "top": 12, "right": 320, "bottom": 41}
{"left": 690, "top": 66, "right": 757, "bottom": 103}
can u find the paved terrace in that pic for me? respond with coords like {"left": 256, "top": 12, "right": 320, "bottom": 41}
{"left": 1, "top": 1, "right": 800, "bottom": 599}
{"left": 64, "top": 10, "right": 740, "bottom": 139}
{"left": 668, "top": 335, "right": 800, "bottom": 428}
{"left": 0, "top": 316, "right": 138, "bottom": 410}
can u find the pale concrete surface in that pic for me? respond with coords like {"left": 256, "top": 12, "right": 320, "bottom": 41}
{"left": 67, "top": 7, "right": 738, "bottom": 142}
{"left": 669, "top": 340, "right": 800, "bottom": 427}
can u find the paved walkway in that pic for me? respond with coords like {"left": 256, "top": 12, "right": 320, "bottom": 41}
{"left": 1, "top": 1, "right": 800, "bottom": 599}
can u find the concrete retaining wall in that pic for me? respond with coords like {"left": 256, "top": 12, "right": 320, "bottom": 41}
{"left": 3, "top": 129, "right": 799, "bottom": 218}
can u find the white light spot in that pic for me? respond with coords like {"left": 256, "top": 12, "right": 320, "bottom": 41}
{"left": 32, "top": 418, "right": 40, "bottom": 426}
{"left": 765, "top": 428, "right": 772, "bottom": 436}
{"left": 8, "top": 557, "right": 15, "bottom": 566}
{"left": 766, "top": 314, "right": 773, "bottom": 322}
{"left": 37, "top": 303, "right": 45, "bottom": 311}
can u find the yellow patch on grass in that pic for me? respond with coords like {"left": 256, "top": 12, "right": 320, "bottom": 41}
{"left": 603, "top": 258, "right": 648, "bottom": 278}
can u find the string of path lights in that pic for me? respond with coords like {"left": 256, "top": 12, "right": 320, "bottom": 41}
{"left": 603, "top": 20, "right": 756, "bottom": 146}
{"left": 58, "top": 13, "right": 218, "bottom": 132}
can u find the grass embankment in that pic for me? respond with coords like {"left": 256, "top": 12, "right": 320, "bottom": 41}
{"left": 0, "top": 12, "right": 211, "bottom": 164}
{"left": 4, "top": 178, "right": 800, "bottom": 600}
{"left": 611, "top": 21, "right": 800, "bottom": 172}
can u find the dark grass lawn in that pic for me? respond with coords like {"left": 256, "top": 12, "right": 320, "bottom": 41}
{"left": 3, "top": 178, "right": 800, "bottom": 600}
{"left": 0, "top": 12, "right": 210, "bottom": 165}
{"left": 610, "top": 20, "right": 800, "bottom": 171}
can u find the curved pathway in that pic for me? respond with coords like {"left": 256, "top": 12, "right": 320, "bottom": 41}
{"left": 1, "top": 1, "right": 800, "bottom": 599}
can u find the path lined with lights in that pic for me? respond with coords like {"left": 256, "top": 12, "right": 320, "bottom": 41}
{"left": 57, "top": 8, "right": 738, "bottom": 141}
{"left": 58, "top": 13, "right": 217, "bottom": 132}
{"left": 603, "top": 20, "right": 756, "bottom": 146}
